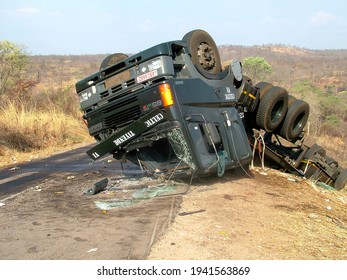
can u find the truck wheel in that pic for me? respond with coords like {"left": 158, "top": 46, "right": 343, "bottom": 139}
{"left": 100, "top": 53, "right": 128, "bottom": 70}
{"left": 183, "top": 29, "right": 222, "bottom": 75}
{"left": 255, "top": 82, "right": 272, "bottom": 98}
{"left": 278, "top": 99, "right": 310, "bottom": 141}
{"left": 287, "top": 95, "right": 297, "bottom": 105}
{"left": 243, "top": 82, "right": 272, "bottom": 131}
{"left": 256, "top": 86, "right": 288, "bottom": 132}
{"left": 334, "top": 169, "right": 347, "bottom": 190}
{"left": 305, "top": 144, "right": 326, "bottom": 160}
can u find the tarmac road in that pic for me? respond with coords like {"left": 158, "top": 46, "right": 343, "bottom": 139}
{"left": 0, "top": 145, "right": 183, "bottom": 259}
{"left": 0, "top": 144, "right": 120, "bottom": 198}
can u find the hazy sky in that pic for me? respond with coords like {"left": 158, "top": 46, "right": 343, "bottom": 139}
{"left": 1, "top": 0, "right": 346, "bottom": 55}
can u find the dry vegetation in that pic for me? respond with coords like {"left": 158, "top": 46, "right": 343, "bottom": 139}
{"left": 0, "top": 44, "right": 346, "bottom": 167}
{"left": 0, "top": 54, "right": 101, "bottom": 166}
{"left": 1, "top": 101, "right": 87, "bottom": 150}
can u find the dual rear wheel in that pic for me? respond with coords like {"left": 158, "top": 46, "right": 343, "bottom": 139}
{"left": 254, "top": 82, "right": 310, "bottom": 141}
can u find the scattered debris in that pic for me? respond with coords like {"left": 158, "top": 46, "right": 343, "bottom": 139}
{"left": 95, "top": 199, "right": 141, "bottom": 210}
{"left": 287, "top": 177, "right": 297, "bottom": 182}
{"left": 67, "top": 175, "right": 75, "bottom": 180}
{"left": 84, "top": 178, "right": 109, "bottom": 195}
{"left": 326, "top": 206, "right": 332, "bottom": 211}
{"left": 132, "top": 185, "right": 177, "bottom": 199}
{"left": 308, "top": 213, "right": 319, "bottom": 219}
{"left": 111, "top": 176, "right": 154, "bottom": 189}
{"left": 315, "top": 182, "right": 335, "bottom": 191}
{"left": 94, "top": 182, "right": 179, "bottom": 210}
{"left": 178, "top": 209, "right": 206, "bottom": 216}
{"left": 86, "top": 248, "right": 98, "bottom": 253}
{"left": 9, "top": 166, "right": 20, "bottom": 172}
{"left": 33, "top": 185, "right": 42, "bottom": 192}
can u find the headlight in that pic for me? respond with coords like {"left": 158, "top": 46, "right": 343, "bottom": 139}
{"left": 79, "top": 86, "right": 96, "bottom": 103}
{"left": 148, "top": 58, "right": 162, "bottom": 71}
{"left": 80, "top": 92, "right": 89, "bottom": 103}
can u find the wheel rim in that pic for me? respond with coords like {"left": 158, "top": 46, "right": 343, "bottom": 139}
{"left": 292, "top": 111, "right": 306, "bottom": 133}
{"left": 270, "top": 100, "right": 285, "bottom": 124}
{"left": 197, "top": 42, "right": 216, "bottom": 72}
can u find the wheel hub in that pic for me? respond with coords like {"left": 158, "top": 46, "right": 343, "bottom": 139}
{"left": 197, "top": 42, "right": 216, "bottom": 71}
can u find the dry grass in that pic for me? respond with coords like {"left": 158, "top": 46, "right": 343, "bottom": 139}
{"left": 0, "top": 101, "right": 92, "bottom": 166}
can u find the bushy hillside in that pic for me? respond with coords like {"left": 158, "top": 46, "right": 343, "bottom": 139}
{"left": 219, "top": 44, "right": 347, "bottom": 92}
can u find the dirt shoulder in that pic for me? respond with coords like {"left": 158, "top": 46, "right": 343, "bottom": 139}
{"left": 1, "top": 147, "right": 346, "bottom": 260}
{"left": 148, "top": 167, "right": 347, "bottom": 260}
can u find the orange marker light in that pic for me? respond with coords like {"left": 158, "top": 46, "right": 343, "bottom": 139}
{"left": 159, "top": 83, "right": 174, "bottom": 107}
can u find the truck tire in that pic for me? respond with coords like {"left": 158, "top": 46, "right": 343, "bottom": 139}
{"left": 278, "top": 99, "right": 310, "bottom": 141}
{"left": 287, "top": 95, "right": 297, "bottom": 105}
{"left": 256, "top": 86, "right": 288, "bottom": 132}
{"left": 255, "top": 82, "right": 273, "bottom": 98}
{"left": 243, "top": 82, "right": 273, "bottom": 130}
{"left": 100, "top": 53, "right": 128, "bottom": 70}
{"left": 334, "top": 169, "right": 347, "bottom": 190}
{"left": 183, "top": 29, "right": 222, "bottom": 75}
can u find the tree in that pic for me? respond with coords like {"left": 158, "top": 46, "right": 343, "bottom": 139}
{"left": 0, "top": 40, "right": 28, "bottom": 96}
{"left": 242, "top": 56, "right": 273, "bottom": 82}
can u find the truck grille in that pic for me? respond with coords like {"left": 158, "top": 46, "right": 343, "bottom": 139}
{"left": 101, "top": 96, "right": 138, "bottom": 114}
{"left": 104, "top": 106, "right": 141, "bottom": 129}
{"left": 102, "top": 96, "right": 142, "bottom": 129}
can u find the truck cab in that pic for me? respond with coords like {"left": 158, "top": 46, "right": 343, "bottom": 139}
{"left": 75, "top": 32, "right": 257, "bottom": 178}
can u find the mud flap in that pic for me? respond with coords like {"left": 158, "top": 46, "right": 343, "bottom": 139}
{"left": 217, "top": 150, "right": 227, "bottom": 177}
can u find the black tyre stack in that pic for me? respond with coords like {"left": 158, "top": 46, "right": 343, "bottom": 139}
{"left": 253, "top": 82, "right": 310, "bottom": 142}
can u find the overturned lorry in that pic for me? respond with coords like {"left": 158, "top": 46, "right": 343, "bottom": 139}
{"left": 75, "top": 30, "right": 347, "bottom": 190}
